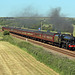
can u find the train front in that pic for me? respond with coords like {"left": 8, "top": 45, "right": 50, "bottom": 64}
{"left": 61, "top": 34, "right": 75, "bottom": 50}
{"left": 67, "top": 36, "right": 75, "bottom": 50}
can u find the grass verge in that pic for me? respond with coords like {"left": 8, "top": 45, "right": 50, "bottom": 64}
{"left": 0, "top": 34, "right": 75, "bottom": 75}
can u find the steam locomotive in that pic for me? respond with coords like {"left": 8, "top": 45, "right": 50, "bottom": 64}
{"left": 2, "top": 27, "right": 75, "bottom": 50}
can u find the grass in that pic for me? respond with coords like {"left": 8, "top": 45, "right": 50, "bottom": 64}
{"left": 0, "top": 31, "right": 3, "bottom": 40}
{"left": 0, "top": 29, "right": 75, "bottom": 75}
{"left": 1, "top": 34, "right": 75, "bottom": 75}
{"left": 0, "top": 41, "right": 59, "bottom": 75}
{"left": 0, "top": 31, "right": 3, "bottom": 36}
{"left": 0, "top": 36, "right": 2, "bottom": 38}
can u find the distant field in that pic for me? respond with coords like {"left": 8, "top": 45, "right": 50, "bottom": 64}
{"left": 0, "top": 41, "right": 59, "bottom": 75}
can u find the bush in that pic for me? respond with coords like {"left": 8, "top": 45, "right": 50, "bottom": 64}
{"left": 3, "top": 30, "right": 10, "bottom": 35}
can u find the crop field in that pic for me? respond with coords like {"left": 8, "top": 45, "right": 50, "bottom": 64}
{"left": 0, "top": 41, "right": 59, "bottom": 75}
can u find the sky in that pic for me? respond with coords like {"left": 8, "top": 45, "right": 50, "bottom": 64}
{"left": 0, "top": 0, "right": 75, "bottom": 17}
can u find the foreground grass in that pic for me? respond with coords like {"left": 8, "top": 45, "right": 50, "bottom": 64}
{"left": 1, "top": 35, "right": 75, "bottom": 75}
{"left": 0, "top": 41, "right": 59, "bottom": 75}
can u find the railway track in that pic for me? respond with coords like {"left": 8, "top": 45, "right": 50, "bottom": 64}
{"left": 10, "top": 33, "right": 75, "bottom": 58}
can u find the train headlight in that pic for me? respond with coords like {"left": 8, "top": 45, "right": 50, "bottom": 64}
{"left": 69, "top": 45, "right": 73, "bottom": 47}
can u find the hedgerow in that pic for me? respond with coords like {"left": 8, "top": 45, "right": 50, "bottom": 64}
{"left": 2, "top": 35, "right": 75, "bottom": 75}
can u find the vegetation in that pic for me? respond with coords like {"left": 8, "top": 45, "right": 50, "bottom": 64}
{"left": 0, "top": 41, "right": 59, "bottom": 75}
{"left": 3, "top": 30, "right": 10, "bottom": 35}
{"left": 0, "top": 17, "right": 75, "bottom": 33}
{"left": 0, "top": 34, "right": 75, "bottom": 75}
{"left": 0, "top": 31, "right": 3, "bottom": 40}
{"left": 73, "top": 25, "right": 75, "bottom": 36}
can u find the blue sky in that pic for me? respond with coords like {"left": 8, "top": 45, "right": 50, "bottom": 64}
{"left": 0, "top": 0, "right": 75, "bottom": 17}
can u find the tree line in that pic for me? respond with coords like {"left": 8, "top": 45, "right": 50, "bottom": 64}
{"left": 0, "top": 16, "right": 75, "bottom": 33}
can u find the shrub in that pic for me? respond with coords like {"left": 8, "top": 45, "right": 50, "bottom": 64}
{"left": 3, "top": 30, "right": 10, "bottom": 35}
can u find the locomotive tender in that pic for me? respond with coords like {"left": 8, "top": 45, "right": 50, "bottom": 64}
{"left": 2, "top": 27, "right": 75, "bottom": 50}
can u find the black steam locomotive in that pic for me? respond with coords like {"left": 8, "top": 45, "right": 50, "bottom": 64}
{"left": 54, "top": 33, "right": 75, "bottom": 50}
